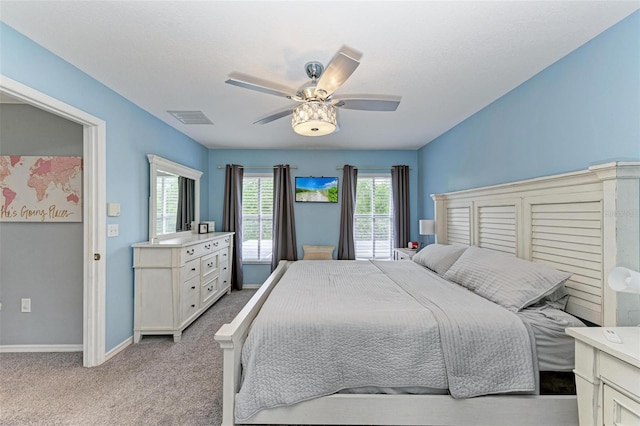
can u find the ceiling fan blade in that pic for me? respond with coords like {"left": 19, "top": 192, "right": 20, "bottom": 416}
{"left": 332, "top": 95, "right": 401, "bottom": 111}
{"left": 226, "top": 72, "right": 298, "bottom": 99}
{"left": 314, "top": 46, "right": 362, "bottom": 99}
{"left": 253, "top": 105, "right": 295, "bottom": 125}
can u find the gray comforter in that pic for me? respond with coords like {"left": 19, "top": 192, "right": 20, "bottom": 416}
{"left": 236, "top": 260, "right": 536, "bottom": 421}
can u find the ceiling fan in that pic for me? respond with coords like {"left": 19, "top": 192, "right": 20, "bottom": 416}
{"left": 225, "top": 45, "right": 402, "bottom": 136}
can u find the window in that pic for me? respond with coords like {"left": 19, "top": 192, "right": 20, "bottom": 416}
{"left": 155, "top": 172, "right": 179, "bottom": 235}
{"left": 354, "top": 175, "right": 394, "bottom": 259}
{"left": 242, "top": 174, "right": 273, "bottom": 262}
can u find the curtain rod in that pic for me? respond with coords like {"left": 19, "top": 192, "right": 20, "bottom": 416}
{"left": 217, "top": 165, "right": 298, "bottom": 170}
{"left": 336, "top": 166, "right": 412, "bottom": 170}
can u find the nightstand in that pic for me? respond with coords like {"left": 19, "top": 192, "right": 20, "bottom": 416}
{"left": 566, "top": 327, "right": 640, "bottom": 426}
{"left": 392, "top": 248, "right": 417, "bottom": 260}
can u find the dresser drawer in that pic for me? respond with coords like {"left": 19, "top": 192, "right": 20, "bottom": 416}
{"left": 219, "top": 251, "right": 230, "bottom": 289}
{"left": 183, "top": 259, "right": 200, "bottom": 282}
{"left": 211, "top": 235, "right": 230, "bottom": 251}
{"left": 202, "top": 276, "right": 218, "bottom": 305}
{"left": 181, "top": 275, "right": 200, "bottom": 298}
{"left": 603, "top": 384, "right": 640, "bottom": 426}
{"left": 601, "top": 352, "right": 640, "bottom": 399}
{"left": 219, "top": 246, "right": 230, "bottom": 266}
{"left": 219, "top": 264, "right": 230, "bottom": 288}
{"left": 181, "top": 241, "right": 213, "bottom": 261}
{"left": 201, "top": 252, "right": 219, "bottom": 279}
{"left": 181, "top": 286, "right": 200, "bottom": 322}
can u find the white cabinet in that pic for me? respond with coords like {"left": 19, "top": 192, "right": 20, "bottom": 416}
{"left": 566, "top": 327, "right": 640, "bottom": 426}
{"left": 133, "top": 232, "right": 234, "bottom": 343}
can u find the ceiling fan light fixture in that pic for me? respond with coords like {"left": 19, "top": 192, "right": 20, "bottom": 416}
{"left": 292, "top": 101, "right": 337, "bottom": 136}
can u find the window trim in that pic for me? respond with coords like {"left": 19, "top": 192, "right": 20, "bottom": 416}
{"left": 354, "top": 172, "right": 395, "bottom": 260}
{"left": 242, "top": 172, "right": 273, "bottom": 263}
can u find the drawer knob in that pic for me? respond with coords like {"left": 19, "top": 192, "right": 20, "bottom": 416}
{"left": 187, "top": 249, "right": 194, "bottom": 255}
{"left": 223, "top": 267, "right": 227, "bottom": 271}
{"left": 191, "top": 267, "right": 196, "bottom": 271}
{"left": 208, "top": 262, "right": 213, "bottom": 267}
{"left": 191, "top": 304, "right": 196, "bottom": 308}
{"left": 214, "top": 242, "right": 219, "bottom": 246}
{"left": 191, "top": 286, "right": 195, "bottom": 290}
{"left": 223, "top": 253, "right": 227, "bottom": 257}
{"left": 225, "top": 238, "right": 229, "bottom": 242}
{"left": 205, "top": 244, "right": 211, "bottom": 249}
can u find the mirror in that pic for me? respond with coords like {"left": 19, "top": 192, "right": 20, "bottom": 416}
{"left": 148, "top": 154, "right": 202, "bottom": 241}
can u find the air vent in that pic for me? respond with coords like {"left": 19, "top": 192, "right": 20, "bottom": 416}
{"left": 167, "top": 110, "right": 213, "bottom": 125}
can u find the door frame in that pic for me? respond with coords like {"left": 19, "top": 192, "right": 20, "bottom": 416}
{"left": 0, "top": 75, "right": 107, "bottom": 367}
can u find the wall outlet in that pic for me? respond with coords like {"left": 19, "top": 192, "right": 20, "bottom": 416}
{"left": 21, "top": 298, "right": 31, "bottom": 313}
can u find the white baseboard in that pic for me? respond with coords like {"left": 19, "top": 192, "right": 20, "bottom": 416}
{"left": 0, "top": 344, "right": 82, "bottom": 353}
{"left": 104, "top": 336, "right": 132, "bottom": 362}
{"left": 242, "top": 283, "right": 262, "bottom": 289}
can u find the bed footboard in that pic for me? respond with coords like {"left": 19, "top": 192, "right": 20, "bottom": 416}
{"left": 214, "top": 260, "right": 291, "bottom": 426}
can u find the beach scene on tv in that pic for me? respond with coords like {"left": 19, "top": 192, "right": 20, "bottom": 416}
{"left": 295, "top": 177, "right": 338, "bottom": 203}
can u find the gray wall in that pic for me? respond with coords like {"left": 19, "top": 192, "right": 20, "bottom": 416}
{"left": 0, "top": 103, "right": 83, "bottom": 345}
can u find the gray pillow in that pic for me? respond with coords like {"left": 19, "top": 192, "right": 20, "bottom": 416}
{"left": 412, "top": 244, "right": 468, "bottom": 275}
{"left": 443, "top": 246, "right": 572, "bottom": 311}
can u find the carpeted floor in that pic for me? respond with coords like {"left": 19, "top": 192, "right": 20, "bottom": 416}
{"left": 0, "top": 289, "right": 256, "bottom": 426}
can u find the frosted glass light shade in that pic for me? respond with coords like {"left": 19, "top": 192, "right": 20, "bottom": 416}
{"left": 608, "top": 267, "right": 640, "bottom": 294}
{"left": 419, "top": 219, "right": 435, "bottom": 235}
{"left": 292, "top": 101, "right": 337, "bottom": 136}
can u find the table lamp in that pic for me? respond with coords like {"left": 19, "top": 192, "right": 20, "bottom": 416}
{"left": 608, "top": 267, "right": 640, "bottom": 294}
{"left": 419, "top": 219, "right": 435, "bottom": 246}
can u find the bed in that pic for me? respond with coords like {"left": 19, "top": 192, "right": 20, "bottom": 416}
{"left": 215, "top": 161, "right": 640, "bottom": 426}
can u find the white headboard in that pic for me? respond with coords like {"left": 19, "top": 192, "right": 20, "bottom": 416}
{"left": 432, "top": 162, "right": 640, "bottom": 327}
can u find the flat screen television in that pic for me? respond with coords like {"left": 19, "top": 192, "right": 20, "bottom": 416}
{"left": 295, "top": 177, "right": 338, "bottom": 203}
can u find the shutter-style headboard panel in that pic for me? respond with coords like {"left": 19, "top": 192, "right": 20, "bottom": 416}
{"left": 431, "top": 162, "right": 640, "bottom": 326}
{"left": 446, "top": 205, "right": 471, "bottom": 246}
{"left": 477, "top": 204, "right": 517, "bottom": 255}
{"left": 529, "top": 199, "right": 603, "bottom": 325}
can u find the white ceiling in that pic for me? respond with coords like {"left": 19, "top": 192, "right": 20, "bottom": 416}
{"left": 1, "top": 1, "right": 638, "bottom": 150}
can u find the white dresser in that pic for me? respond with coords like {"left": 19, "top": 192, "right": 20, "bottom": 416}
{"left": 132, "top": 232, "right": 234, "bottom": 343}
{"left": 566, "top": 327, "right": 640, "bottom": 426}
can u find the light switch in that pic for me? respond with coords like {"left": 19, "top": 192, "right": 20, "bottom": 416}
{"left": 108, "top": 224, "right": 119, "bottom": 237}
{"left": 107, "top": 203, "right": 121, "bottom": 217}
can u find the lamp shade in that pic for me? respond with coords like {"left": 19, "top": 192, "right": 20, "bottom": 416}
{"left": 608, "top": 267, "right": 640, "bottom": 294}
{"left": 292, "top": 101, "right": 337, "bottom": 136}
{"left": 419, "top": 219, "right": 435, "bottom": 236}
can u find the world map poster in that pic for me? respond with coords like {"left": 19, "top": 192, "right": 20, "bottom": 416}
{"left": 0, "top": 156, "right": 82, "bottom": 222}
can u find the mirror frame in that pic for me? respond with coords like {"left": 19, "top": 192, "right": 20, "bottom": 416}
{"left": 148, "top": 154, "right": 202, "bottom": 241}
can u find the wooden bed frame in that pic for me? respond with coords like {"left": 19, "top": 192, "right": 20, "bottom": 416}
{"left": 214, "top": 162, "right": 640, "bottom": 426}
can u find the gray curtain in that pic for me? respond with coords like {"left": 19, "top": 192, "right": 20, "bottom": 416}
{"left": 176, "top": 176, "right": 194, "bottom": 232}
{"left": 337, "top": 165, "right": 358, "bottom": 260}
{"left": 222, "top": 164, "right": 243, "bottom": 290}
{"left": 391, "top": 165, "right": 410, "bottom": 248}
{"left": 271, "top": 164, "right": 297, "bottom": 271}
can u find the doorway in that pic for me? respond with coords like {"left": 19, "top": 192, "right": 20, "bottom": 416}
{"left": 0, "top": 75, "right": 106, "bottom": 367}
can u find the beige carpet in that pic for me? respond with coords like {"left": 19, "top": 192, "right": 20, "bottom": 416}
{"left": 0, "top": 289, "right": 256, "bottom": 426}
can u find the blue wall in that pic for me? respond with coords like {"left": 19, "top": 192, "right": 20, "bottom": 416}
{"left": 208, "top": 149, "right": 418, "bottom": 284}
{"left": 418, "top": 10, "right": 640, "bottom": 222}
{"left": 0, "top": 22, "right": 210, "bottom": 351}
